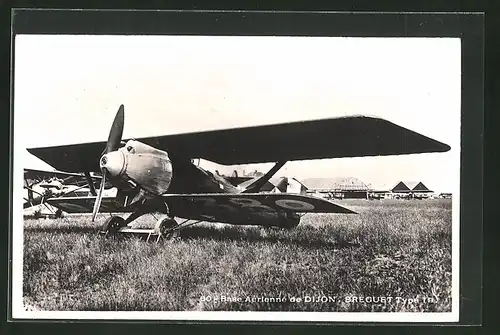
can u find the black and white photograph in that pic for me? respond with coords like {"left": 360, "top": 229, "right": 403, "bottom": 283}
{"left": 10, "top": 10, "right": 478, "bottom": 323}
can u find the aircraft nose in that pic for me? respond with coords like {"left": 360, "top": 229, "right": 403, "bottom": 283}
{"left": 100, "top": 151, "right": 126, "bottom": 176}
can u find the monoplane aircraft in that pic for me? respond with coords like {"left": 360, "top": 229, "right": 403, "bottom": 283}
{"left": 26, "top": 105, "right": 450, "bottom": 239}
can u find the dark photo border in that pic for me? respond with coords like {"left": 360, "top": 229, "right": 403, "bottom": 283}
{"left": 7, "top": 9, "right": 483, "bottom": 329}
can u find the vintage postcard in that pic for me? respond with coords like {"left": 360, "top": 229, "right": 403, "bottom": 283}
{"left": 10, "top": 11, "right": 474, "bottom": 323}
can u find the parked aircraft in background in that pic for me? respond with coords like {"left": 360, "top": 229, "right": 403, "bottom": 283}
{"left": 23, "top": 168, "right": 105, "bottom": 217}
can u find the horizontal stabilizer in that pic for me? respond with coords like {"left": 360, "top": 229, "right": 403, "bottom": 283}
{"left": 28, "top": 115, "right": 450, "bottom": 172}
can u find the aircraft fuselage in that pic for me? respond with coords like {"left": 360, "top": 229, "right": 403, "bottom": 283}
{"left": 99, "top": 139, "right": 300, "bottom": 229}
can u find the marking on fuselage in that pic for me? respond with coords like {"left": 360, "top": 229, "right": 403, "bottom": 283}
{"left": 228, "top": 198, "right": 262, "bottom": 207}
{"left": 274, "top": 199, "right": 315, "bottom": 211}
{"left": 190, "top": 197, "right": 217, "bottom": 206}
{"left": 212, "top": 204, "right": 238, "bottom": 214}
{"left": 242, "top": 204, "right": 276, "bottom": 213}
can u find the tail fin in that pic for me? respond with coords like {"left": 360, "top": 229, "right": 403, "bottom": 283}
{"left": 273, "top": 177, "right": 289, "bottom": 193}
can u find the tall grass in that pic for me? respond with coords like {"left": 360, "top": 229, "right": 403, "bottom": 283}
{"left": 23, "top": 199, "right": 452, "bottom": 312}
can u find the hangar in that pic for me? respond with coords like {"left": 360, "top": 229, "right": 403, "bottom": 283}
{"left": 390, "top": 181, "right": 434, "bottom": 199}
{"left": 301, "top": 177, "right": 371, "bottom": 199}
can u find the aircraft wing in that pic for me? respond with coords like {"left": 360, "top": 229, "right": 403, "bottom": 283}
{"left": 46, "top": 193, "right": 355, "bottom": 217}
{"left": 28, "top": 116, "right": 450, "bottom": 173}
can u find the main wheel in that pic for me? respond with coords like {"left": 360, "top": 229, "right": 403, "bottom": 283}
{"left": 154, "top": 216, "right": 180, "bottom": 240}
{"left": 102, "top": 216, "right": 126, "bottom": 236}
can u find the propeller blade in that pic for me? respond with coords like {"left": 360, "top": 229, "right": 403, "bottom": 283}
{"left": 104, "top": 104, "right": 125, "bottom": 154}
{"left": 91, "top": 169, "right": 107, "bottom": 222}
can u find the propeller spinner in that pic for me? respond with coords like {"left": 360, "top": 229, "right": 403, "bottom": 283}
{"left": 91, "top": 105, "right": 125, "bottom": 221}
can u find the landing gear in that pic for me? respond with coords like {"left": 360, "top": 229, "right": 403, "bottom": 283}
{"left": 98, "top": 198, "right": 202, "bottom": 241}
{"left": 55, "top": 209, "right": 64, "bottom": 219}
{"left": 99, "top": 214, "right": 187, "bottom": 242}
{"left": 102, "top": 216, "right": 127, "bottom": 236}
{"left": 154, "top": 216, "right": 180, "bottom": 240}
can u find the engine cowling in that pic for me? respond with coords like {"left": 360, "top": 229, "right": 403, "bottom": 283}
{"left": 100, "top": 140, "right": 173, "bottom": 196}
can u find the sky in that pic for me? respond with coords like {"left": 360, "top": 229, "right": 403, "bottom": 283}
{"left": 14, "top": 35, "right": 461, "bottom": 193}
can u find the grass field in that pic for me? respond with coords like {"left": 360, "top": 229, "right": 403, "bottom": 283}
{"left": 22, "top": 199, "right": 452, "bottom": 312}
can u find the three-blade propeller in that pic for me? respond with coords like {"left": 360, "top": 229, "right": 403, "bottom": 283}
{"left": 91, "top": 105, "right": 124, "bottom": 222}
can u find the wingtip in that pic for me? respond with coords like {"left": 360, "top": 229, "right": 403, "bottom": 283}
{"left": 337, "top": 205, "right": 357, "bottom": 214}
{"left": 346, "top": 208, "right": 358, "bottom": 214}
{"left": 435, "top": 141, "right": 451, "bottom": 153}
{"left": 327, "top": 199, "right": 357, "bottom": 214}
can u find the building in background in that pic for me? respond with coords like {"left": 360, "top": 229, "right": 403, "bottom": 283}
{"left": 301, "top": 177, "right": 370, "bottom": 199}
{"left": 215, "top": 169, "right": 442, "bottom": 200}
{"left": 388, "top": 181, "right": 434, "bottom": 199}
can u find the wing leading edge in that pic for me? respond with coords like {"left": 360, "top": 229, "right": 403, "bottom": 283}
{"left": 28, "top": 115, "right": 450, "bottom": 173}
